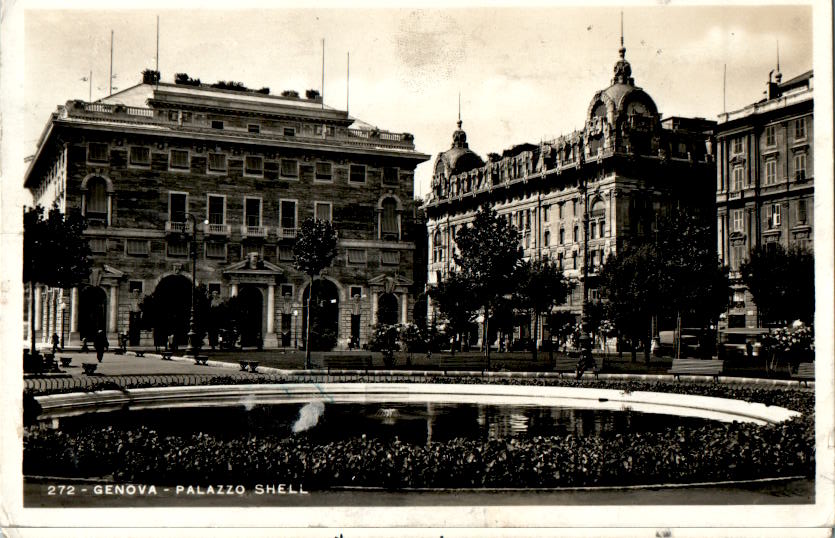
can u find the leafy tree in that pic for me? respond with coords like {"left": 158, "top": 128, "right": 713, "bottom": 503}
{"left": 740, "top": 244, "right": 814, "bottom": 326}
{"left": 139, "top": 282, "right": 213, "bottom": 350}
{"left": 23, "top": 204, "right": 91, "bottom": 355}
{"left": 293, "top": 217, "right": 338, "bottom": 368}
{"left": 546, "top": 310, "right": 577, "bottom": 352}
{"left": 369, "top": 323, "right": 400, "bottom": 367}
{"left": 514, "top": 258, "right": 569, "bottom": 360}
{"left": 453, "top": 206, "right": 522, "bottom": 367}
{"left": 428, "top": 271, "right": 479, "bottom": 354}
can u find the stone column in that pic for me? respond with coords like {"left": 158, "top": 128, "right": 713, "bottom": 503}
{"left": 70, "top": 287, "right": 79, "bottom": 332}
{"left": 266, "top": 284, "right": 275, "bottom": 334}
{"left": 108, "top": 284, "right": 118, "bottom": 334}
{"left": 230, "top": 283, "right": 238, "bottom": 297}
{"left": 370, "top": 292, "right": 378, "bottom": 327}
{"left": 400, "top": 292, "right": 408, "bottom": 324}
{"left": 34, "top": 285, "right": 42, "bottom": 332}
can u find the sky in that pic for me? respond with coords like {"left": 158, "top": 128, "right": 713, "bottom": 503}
{"left": 22, "top": 5, "right": 813, "bottom": 198}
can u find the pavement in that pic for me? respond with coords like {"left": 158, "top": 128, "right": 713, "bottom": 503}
{"left": 41, "top": 349, "right": 240, "bottom": 377}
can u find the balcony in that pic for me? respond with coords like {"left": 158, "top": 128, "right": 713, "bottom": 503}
{"left": 277, "top": 227, "right": 297, "bottom": 239}
{"left": 165, "top": 220, "right": 193, "bottom": 234}
{"left": 206, "top": 223, "right": 231, "bottom": 236}
{"left": 240, "top": 224, "right": 268, "bottom": 238}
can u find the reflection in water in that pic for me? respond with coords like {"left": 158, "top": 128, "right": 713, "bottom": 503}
{"left": 56, "top": 402, "right": 715, "bottom": 446}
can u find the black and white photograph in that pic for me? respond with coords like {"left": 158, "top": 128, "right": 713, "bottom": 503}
{"left": 1, "top": 0, "right": 833, "bottom": 536}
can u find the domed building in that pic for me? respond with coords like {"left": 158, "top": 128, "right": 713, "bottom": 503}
{"left": 424, "top": 42, "right": 716, "bottom": 351}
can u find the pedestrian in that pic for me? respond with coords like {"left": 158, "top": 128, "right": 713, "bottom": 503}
{"left": 746, "top": 340, "right": 754, "bottom": 361}
{"left": 94, "top": 329, "right": 109, "bottom": 363}
{"left": 51, "top": 332, "right": 60, "bottom": 354}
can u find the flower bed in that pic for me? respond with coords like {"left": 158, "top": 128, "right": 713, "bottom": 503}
{"left": 23, "top": 377, "right": 814, "bottom": 489}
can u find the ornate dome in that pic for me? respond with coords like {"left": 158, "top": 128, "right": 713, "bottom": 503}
{"left": 587, "top": 43, "right": 659, "bottom": 124}
{"left": 433, "top": 119, "right": 485, "bottom": 178}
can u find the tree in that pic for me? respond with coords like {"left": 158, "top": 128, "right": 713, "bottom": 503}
{"left": 740, "top": 244, "right": 814, "bottom": 326}
{"left": 453, "top": 206, "right": 522, "bottom": 367}
{"left": 428, "top": 271, "right": 479, "bottom": 354}
{"left": 293, "top": 217, "right": 338, "bottom": 368}
{"left": 514, "top": 258, "right": 569, "bottom": 360}
{"left": 23, "top": 204, "right": 91, "bottom": 356}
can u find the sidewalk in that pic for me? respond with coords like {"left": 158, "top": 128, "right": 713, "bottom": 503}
{"left": 36, "top": 349, "right": 239, "bottom": 377}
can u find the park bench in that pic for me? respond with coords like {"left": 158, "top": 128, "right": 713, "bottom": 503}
{"left": 238, "top": 360, "right": 260, "bottom": 372}
{"left": 439, "top": 356, "right": 487, "bottom": 375}
{"left": 669, "top": 358, "right": 724, "bottom": 381}
{"left": 59, "top": 356, "right": 72, "bottom": 368}
{"left": 132, "top": 350, "right": 145, "bottom": 357}
{"left": 81, "top": 363, "right": 98, "bottom": 375}
{"left": 792, "top": 362, "right": 815, "bottom": 386}
{"left": 193, "top": 355, "right": 209, "bottom": 366}
{"left": 322, "top": 353, "right": 372, "bottom": 374}
{"left": 553, "top": 355, "right": 603, "bottom": 378}
{"left": 161, "top": 352, "right": 173, "bottom": 361}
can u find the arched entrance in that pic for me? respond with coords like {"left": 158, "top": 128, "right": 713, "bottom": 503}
{"left": 148, "top": 274, "right": 192, "bottom": 349}
{"left": 78, "top": 286, "right": 107, "bottom": 341}
{"left": 236, "top": 286, "right": 264, "bottom": 347}
{"left": 302, "top": 278, "right": 339, "bottom": 351}
{"left": 377, "top": 293, "right": 399, "bottom": 326}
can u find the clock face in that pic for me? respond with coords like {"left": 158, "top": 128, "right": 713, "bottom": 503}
{"left": 627, "top": 101, "right": 649, "bottom": 116}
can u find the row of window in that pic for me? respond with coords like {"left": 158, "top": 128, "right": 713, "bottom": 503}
{"left": 87, "top": 143, "right": 400, "bottom": 184}
{"left": 729, "top": 200, "right": 808, "bottom": 233}
{"left": 730, "top": 117, "right": 808, "bottom": 155}
{"left": 729, "top": 152, "right": 807, "bottom": 190}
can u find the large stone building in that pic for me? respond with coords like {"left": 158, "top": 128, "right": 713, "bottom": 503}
{"left": 424, "top": 43, "right": 716, "bottom": 346}
{"left": 25, "top": 74, "right": 429, "bottom": 349}
{"left": 715, "top": 69, "right": 814, "bottom": 328}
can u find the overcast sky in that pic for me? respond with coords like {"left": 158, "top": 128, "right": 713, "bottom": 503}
{"left": 24, "top": 5, "right": 812, "bottom": 197}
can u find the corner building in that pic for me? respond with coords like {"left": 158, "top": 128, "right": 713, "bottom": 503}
{"left": 24, "top": 77, "right": 429, "bottom": 349}
{"left": 424, "top": 45, "right": 716, "bottom": 346}
{"left": 715, "top": 70, "right": 814, "bottom": 328}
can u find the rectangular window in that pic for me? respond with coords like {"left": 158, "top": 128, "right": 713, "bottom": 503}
{"left": 87, "top": 143, "right": 109, "bottom": 163}
{"left": 383, "top": 167, "right": 399, "bottom": 186}
{"left": 129, "top": 146, "right": 150, "bottom": 166}
{"left": 315, "top": 162, "right": 333, "bottom": 181}
{"left": 732, "top": 166, "right": 745, "bottom": 191}
{"left": 381, "top": 250, "right": 400, "bottom": 265}
{"left": 795, "top": 117, "right": 806, "bottom": 139}
{"left": 211, "top": 120, "right": 224, "bottom": 130}
{"left": 169, "top": 193, "right": 187, "bottom": 223}
{"left": 278, "top": 245, "right": 294, "bottom": 261}
{"left": 205, "top": 242, "right": 227, "bottom": 259}
{"left": 280, "top": 159, "right": 299, "bottom": 179}
{"left": 245, "top": 198, "right": 261, "bottom": 227}
{"left": 797, "top": 199, "right": 807, "bottom": 224}
{"left": 129, "top": 280, "right": 144, "bottom": 294}
{"left": 248, "top": 124, "right": 260, "bottom": 134}
{"left": 208, "top": 195, "right": 225, "bottom": 225}
{"left": 128, "top": 239, "right": 150, "bottom": 256}
{"left": 543, "top": 205, "right": 550, "bottom": 222}
{"left": 208, "top": 283, "right": 221, "bottom": 296}
{"left": 314, "top": 202, "right": 332, "bottom": 222}
{"left": 573, "top": 225, "right": 579, "bottom": 243}
{"left": 732, "top": 209, "right": 743, "bottom": 232}
{"left": 598, "top": 220, "right": 605, "bottom": 238}
{"left": 557, "top": 252, "right": 563, "bottom": 270}
{"left": 281, "top": 284, "right": 294, "bottom": 298}
{"left": 166, "top": 240, "right": 188, "bottom": 257}
{"left": 765, "top": 125, "right": 776, "bottom": 147}
{"left": 558, "top": 203, "right": 564, "bottom": 219}
{"left": 89, "top": 238, "right": 107, "bottom": 253}
{"left": 347, "top": 249, "right": 367, "bottom": 264}
{"left": 559, "top": 228, "right": 565, "bottom": 244}
{"left": 732, "top": 137, "right": 744, "bottom": 155}
{"left": 283, "top": 127, "right": 295, "bottom": 137}
{"left": 245, "top": 156, "right": 264, "bottom": 176}
{"left": 208, "top": 153, "right": 227, "bottom": 172}
{"left": 572, "top": 251, "right": 577, "bottom": 270}
{"left": 794, "top": 153, "right": 807, "bottom": 181}
{"left": 170, "top": 149, "right": 189, "bottom": 170}
{"left": 590, "top": 222, "right": 597, "bottom": 239}
{"left": 280, "top": 200, "right": 297, "bottom": 230}
{"left": 349, "top": 286, "right": 362, "bottom": 298}
{"left": 771, "top": 204, "right": 781, "bottom": 228}
{"left": 349, "top": 164, "right": 366, "bottom": 183}
{"left": 543, "top": 230, "right": 551, "bottom": 246}
{"left": 765, "top": 160, "right": 777, "bottom": 185}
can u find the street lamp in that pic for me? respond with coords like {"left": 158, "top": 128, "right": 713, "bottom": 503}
{"left": 184, "top": 214, "right": 208, "bottom": 357}
{"left": 58, "top": 299, "right": 67, "bottom": 350}
{"left": 577, "top": 177, "right": 594, "bottom": 378}
{"left": 293, "top": 309, "right": 299, "bottom": 349}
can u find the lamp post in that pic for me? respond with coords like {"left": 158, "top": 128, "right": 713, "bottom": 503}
{"left": 184, "top": 214, "right": 207, "bottom": 357}
{"left": 577, "top": 178, "right": 594, "bottom": 378}
{"left": 59, "top": 299, "right": 67, "bottom": 350}
{"left": 293, "top": 309, "right": 299, "bottom": 349}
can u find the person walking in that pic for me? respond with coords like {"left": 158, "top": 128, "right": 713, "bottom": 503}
{"left": 51, "top": 332, "right": 60, "bottom": 354}
{"left": 94, "top": 329, "right": 109, "bottom": 363}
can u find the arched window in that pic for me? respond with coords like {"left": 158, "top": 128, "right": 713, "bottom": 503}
{"left": 380, "top": 197, "right": 399, "bottom": 238}
{"left": 433, "top": 230, "right": 443, "bottom": 263}
{"left": 86, "top": 177, "right": 109, "bottom": 221}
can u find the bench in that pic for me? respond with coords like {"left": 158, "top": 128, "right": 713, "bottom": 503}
{"left": 132, "top": 350, "right": 145, "bottom": 357}
{"left": 60, "top": 356, "right": 72, "bottom": 367}
{"left": 439, "top": 356, "right": 487, "bottom": 375}
{"left": 161, "top": 352, "right": 173, "bottom": 361}
{"left": 322, "top": 354, "right": 372, "bottom": 373}
{"left": 669, "top": 358, "right": 724, "bottom": 381}
{"left": 247, "top": 361, "right": 259, "bottom": 373}
{"left": 193, "top": 355, "right": 209, "bottom": 366}
{"left": 554, "top": 355, "right": 603, "bottom": 378}
{"left": 81, "top": 363, "right": 98, "bottom": 375}
{"left": 792, "top": 362, "right": 814, "bottom": 386}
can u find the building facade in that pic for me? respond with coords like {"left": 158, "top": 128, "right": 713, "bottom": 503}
{"left": 424, "top": 45, "right": 716, "bottom": 346}
{"left": 25, "top": 76, "right": 429, "bottom": 349}
{"left": 715, "top": 69, "right": 814, "bottom": 329}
